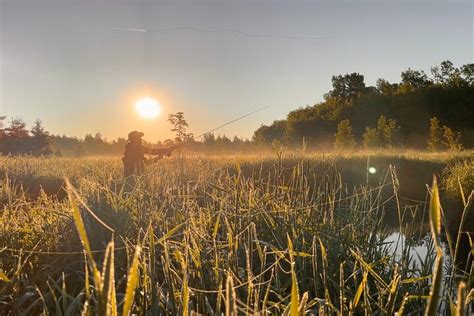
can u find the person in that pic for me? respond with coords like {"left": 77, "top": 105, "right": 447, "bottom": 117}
{"left": 122, "top": 131, "right": 177, "bottom": 177}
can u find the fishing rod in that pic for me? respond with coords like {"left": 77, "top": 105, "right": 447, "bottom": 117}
{"left": 154, "top": 105, "right": 271, "bottom": 158}
{"left": 193, "top": 105, "right": 271, "bottom": 140}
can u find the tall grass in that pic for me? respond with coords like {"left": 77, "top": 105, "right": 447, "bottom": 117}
{"left": 0, "top": 153, "right": 472, "bottom": 314}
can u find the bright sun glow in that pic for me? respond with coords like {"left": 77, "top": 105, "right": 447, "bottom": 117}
{"left": 135, "top": 97, "right": 160, "bottom": 119}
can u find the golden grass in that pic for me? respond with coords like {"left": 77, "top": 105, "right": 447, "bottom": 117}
{"left": 0, "top": 150, "right": 472, "bottom": 314}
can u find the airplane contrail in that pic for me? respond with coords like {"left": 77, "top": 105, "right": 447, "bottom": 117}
{"left": 113, "top": 26, "right": 332, "bottom": 40}
{"left": 115, "top": 27, "right": 147, "bottom": 32}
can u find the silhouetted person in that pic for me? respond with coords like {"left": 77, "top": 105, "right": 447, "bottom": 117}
{"left": 122, "top": 131, "right": 176, "bottom": 178}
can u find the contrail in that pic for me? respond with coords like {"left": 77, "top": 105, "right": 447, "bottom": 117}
{"left": 115, "top": 27, "right": 147, "bottom": 32}
{"left": 113, "top": 26, "right": 332, "bottom": 40}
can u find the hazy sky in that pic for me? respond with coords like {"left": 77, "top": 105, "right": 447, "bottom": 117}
{"left": 1, "top": 0, "right": 472, "bottom": 142}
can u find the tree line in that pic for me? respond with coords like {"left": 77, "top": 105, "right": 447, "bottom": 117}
{"left": 253, "top": 60, "right": 473, "bottom": 150}
{"left": 1, "top": 60, "right": 472, "bottom": 156}
{"left": 0, "top": 116, "right": 132, "bottom": 156}
{"left": 0, "top": 117, "right": 53, "bottom": 156}
{"left": 0, "top": 115, "right": 257, "bottom": 156}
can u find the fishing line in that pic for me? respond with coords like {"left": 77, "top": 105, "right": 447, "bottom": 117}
{"left": 192, "top": 105, "right": 272, "bottom": 140}
{"left": 156, "top": 105, "right": 271, "bottom": 165}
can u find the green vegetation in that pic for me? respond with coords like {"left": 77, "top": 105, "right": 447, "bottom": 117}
{"left": 254, "top": 60, "right": 474, "bottom": 149}
{"left": 0, "top": 115, "right": 259, "bottom": 156}
{"left": 2, "top": 61, "right": 472, "bottom": 157}
{"left": 428, "top": 117, "right": 463, "bottom": 152}
{"left": 362, "top": 115, "right": 401, "bottom": 149}
{"left": 168, "top": 111, "right": 194, "bottom": 144}
{"left": 333, "top": 119, "right": 356, "bottom": 150}
{"left": 0, "top": 118, "right": 52, "bottom": 156}
{"left": 443, "top": 160, "right": 474, "bottom": 199}
{"left": 0, "top": 152, "right": 473, "bottom": 314}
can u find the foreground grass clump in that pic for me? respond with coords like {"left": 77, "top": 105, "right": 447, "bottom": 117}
{"left": 443, "top": 159, "right": 474, "bottom": 198}
{"left": 0, "top": 153, "right": 472, "bottom": 314}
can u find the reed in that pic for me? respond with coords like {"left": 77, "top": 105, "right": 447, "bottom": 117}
{"left": 0, "top": 152, "right": 472, "bottom": 314}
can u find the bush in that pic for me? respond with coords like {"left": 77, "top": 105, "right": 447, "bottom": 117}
{"left": 427, "top": 117, "right": 443, "bottom": 150}
{"left": 442, "top": 160, "right": 473, "bottom": 197}
{"left": 427, "top": 116, "right": 463, "bottom": 151}
{"left": 442, "top": 126, "right": 463, "bottom": 151}
{"left": 362, "top": 115, "right": 401, "bottom": 148}
{"left": 334, "top": 119, "right": 357, "bottom": 150}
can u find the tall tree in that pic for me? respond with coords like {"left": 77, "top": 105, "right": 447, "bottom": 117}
{"left": 5, "top": 118, "right": 29, "bottom": 138}
{"left": 400, "top": 69, "right": 432, "bottom": 91}
{"left": 168, "top": 112, "right": 193, "bottom": 143}
{"left": 376, "top": 79, "right": 398, "bottom": 95}
{"left": 3, "top": 118, "right": 30, "bottom": 155}
{"left": 461, "top": 64, "right": 474, "bottom": 86}
{"left": 30, "top": 120, "right": 52, "bottom": 156}
{"left": 328, "top": 73, "right": 366, "bottom": 100}
{"left": 253, "top": 121, "right": 287, "bottom": 145}
{"left": 431, "top": 60, "right": 464, "bottom": 86}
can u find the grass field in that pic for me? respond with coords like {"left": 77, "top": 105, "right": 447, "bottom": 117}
{"left": 0, "top": 150, "right": 473, "bottom": 315}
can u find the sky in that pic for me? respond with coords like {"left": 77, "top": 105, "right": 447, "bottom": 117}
{"left": 0, "top": 0, "right": 472, "bottom": 142}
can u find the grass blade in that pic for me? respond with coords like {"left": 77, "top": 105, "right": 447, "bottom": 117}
{"left": 424, "top": 249, "right": 443, "bottom": 315}
{"left": 122, "top": 245, "right": 141, "bottom": 316}
{"left": 288, "top": 235, "right": 299, "bottom": 316}
{"left": 429, "top": 176, "right": 441, "bottom": 247}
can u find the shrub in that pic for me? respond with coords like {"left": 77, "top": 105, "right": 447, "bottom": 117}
{"left": 427, "top": 117, "right": 443, "bottom": 150}
{"left": 427, "top": 116, "right": 463, "bottom": 151}
{"left": 334, "top": 119, "right": 357, "bottom": 150}
{"left": 442, "top": 126, "right": 462, "bottom": 151}
{"left": 442, "top": 160, "right": 473, "bottom": 197}
{"left": 362, "top": 115, "right": 401, "bottom": 148}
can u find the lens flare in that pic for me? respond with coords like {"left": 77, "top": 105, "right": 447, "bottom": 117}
{"left": 368, "top": 167, "right": 377, "bottom": 174}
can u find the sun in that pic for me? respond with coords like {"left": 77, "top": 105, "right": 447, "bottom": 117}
{"left": 135, "top": 97, "right": 160, "bottom": 119}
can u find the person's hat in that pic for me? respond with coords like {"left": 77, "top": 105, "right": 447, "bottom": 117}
{"left": 128, "top": 131, "right": 144, "bottom": 141}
